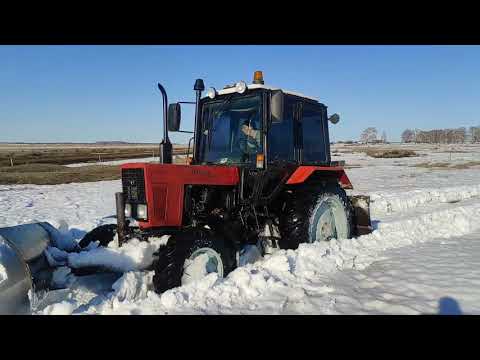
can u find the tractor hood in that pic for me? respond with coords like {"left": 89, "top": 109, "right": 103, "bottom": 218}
{"left": 121, "top": 163, "right": 239, "bottom": 228}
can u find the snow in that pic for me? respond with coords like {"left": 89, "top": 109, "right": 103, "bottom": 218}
{"left": 50, "top": 266, "right": 76, "bottom": 289}
{"left": 0, "top": 236, "right": 8, "bottom": 282}
{"left": 41, "top": 300, "right": 78, "bottom": 315}
{"left": 0, "top": 181, "right": 118, "bottom": 235}
{"left": 325, "top": 231, "right": 480, "bottom": 314}
{"left": 0, "top": 263, "right": 6, "bottom": 285}
{"left": 67, "top": 235, "right": 169, "bottom": 273}
{"left": 65, "top": 157, "right": 157, "bottom": 168}
{"left": 1, "top": 144, "right": 480, "bottom": 314}
{"left": 182, "top": 253, "right": 211, "bottom": 284}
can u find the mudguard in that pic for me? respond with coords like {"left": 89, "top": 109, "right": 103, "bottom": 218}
{"left": 286, "top": 166, "right": 353, "bottom": 190}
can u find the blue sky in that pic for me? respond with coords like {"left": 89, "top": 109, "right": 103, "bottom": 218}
{"left": 1, "top": 45, "right": 479, "bottom": 143}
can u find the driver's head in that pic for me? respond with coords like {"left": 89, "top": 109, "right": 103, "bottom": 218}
{"left": 242, "top": 113, "right": 259, "bottom": 129}
{"left": 242, "top": 119, "right": 252, "bottom": 128}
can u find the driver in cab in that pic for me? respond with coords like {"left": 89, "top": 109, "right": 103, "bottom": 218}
{"left": 239, "top": 115, "right": 261, "bottom": 154}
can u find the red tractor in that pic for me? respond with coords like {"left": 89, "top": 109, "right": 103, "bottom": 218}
{"left": 80, "top": 71, "right": 372, "bottom": 294}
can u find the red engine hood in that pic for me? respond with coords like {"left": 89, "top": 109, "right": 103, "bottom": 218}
{"left": 121, "top": 163, "right": 239, "bottom": 229}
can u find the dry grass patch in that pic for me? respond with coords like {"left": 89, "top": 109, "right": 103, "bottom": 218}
{"left": 0, "top": 145, "right": 188, "bottom": 167}
{"left": 413, "top": 162, "right": 450, "bottom": 169}
{"left": 365, "top": 149, "right": 417, "bottom": 158}
{"left": 412, "top": 161, "right": 480, "bottom": 170}
{"left": 450, "top": 161, "right": 480, "bottom": 169}
{"left": 0, "top": 164, "right": 121, "bottom": 185}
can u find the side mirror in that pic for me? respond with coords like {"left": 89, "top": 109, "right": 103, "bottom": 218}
{"left": 328, "top": 113, "right": 340, "bottom": 124}
{"left": 270, "top": 90, "right": 284, "bottom": 124}
{"left": 167, "top": 103, "right": 181, "bottom": 132}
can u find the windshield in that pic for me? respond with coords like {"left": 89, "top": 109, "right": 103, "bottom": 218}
{"left": 198, "top": 94, "right": 263, "bottom": 165}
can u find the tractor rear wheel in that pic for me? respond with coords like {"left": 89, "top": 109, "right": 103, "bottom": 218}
{"left": 152, "top": 230, "right": 236, "bottom": 294}
{"left": 279, "top": 183, "right": 353, "bottom": 249}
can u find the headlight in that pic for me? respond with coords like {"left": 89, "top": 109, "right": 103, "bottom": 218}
{"left": 235, "top": 81, "right": 247, "bottom": 94}
{"left": 206, "top": 87, "right": 216, "bottom": 99}
{"left": 124, "top": 203, "right": 132, "bottom": 218}
{"left": 137, "top": 204, "right": 148, "bottom": 220}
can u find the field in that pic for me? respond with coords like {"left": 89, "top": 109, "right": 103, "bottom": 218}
{"left": 2, "top": 142, "right": 480, "bottom": 314}
{"left": 0, "top": 143, "right": 188, "bottom": 185}
{"left": 3, "top": 142, "right": 480, "bottom": 185}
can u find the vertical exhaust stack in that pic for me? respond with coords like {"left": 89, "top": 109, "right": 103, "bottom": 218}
{"left": 158, "top": 83, "right": 172, "bottom": 164}
{"left": 192, "top": 79, "right": 205, "bottom": 163}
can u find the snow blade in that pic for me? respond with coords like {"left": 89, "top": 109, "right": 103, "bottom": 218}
{"left": 349, "top": 195, "right": 373, "bottom": 236}
{"left": 0, "top": 222, "right": 54, "bottom": 314}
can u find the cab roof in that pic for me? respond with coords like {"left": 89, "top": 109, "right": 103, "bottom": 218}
{"left": 213, "top": 83, "right": 320, "bottom": 102}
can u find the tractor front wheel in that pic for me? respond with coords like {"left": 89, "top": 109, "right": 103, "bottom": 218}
{"left": 152, "top": 230, "right": 236, "bottom": 294}
{"left": 79, "top": 224, "right": 117, "bottom": 249}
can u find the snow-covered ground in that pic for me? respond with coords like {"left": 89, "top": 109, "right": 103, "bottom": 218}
{"left": 1, "top": 144, "right": 480, "bottom": 314}
{"left": 65, "top": 157, "right": 157, "bottom": 167}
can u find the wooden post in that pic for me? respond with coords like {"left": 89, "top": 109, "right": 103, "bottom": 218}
{"left": 9, "top": 154, "right": 14, "bottom": 167}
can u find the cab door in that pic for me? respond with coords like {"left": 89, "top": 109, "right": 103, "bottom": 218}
{"left": 298, "top": 102, "right": 330, "bottom": 165}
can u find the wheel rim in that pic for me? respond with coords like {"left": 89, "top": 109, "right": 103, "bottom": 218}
{"left": 181, "top": 247, "right": 224, "bottom": 285}
{"left": 311, "top": 197, "right": 349, "bottom": 242}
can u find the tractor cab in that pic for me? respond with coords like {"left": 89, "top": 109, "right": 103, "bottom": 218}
{"left": 168, "top": 71, "right": 340, "bottom": 169}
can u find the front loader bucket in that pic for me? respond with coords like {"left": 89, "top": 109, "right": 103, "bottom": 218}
{"left": 0, "top": 223, "right": 55, "bottom": 314}
{"left": 349, "top": 195, "right": 373, "bottom": 236}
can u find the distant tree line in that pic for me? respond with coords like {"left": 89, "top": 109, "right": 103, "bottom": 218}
{"left": 401, "top": 126, "right": 480, "bottom": 144}
{"left": 359, "top": 128, "right": 388, "bottom": 144}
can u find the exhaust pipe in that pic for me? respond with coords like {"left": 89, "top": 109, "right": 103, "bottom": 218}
{"left": 158, "top": 83, "right": 172, "bottom": 164}
{"left": 0, "top": 223, "right": 55, "bottom": 314}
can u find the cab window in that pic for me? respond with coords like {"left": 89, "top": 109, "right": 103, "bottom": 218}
{"left": 301, "top": 102, "right": 328, "bottom": 163}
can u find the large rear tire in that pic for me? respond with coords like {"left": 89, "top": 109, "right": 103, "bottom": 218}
{"left": 279, "top": 183, "right": 353, "bottom": 249}
{"left": 152, "top": 230, "right": 236, "bottom": 294}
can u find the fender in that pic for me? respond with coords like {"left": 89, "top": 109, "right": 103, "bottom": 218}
{"left": 285, "top": 165, "right": 353, "bottom": 190}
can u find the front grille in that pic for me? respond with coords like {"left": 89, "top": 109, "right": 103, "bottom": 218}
{"left": 122, "top": 168, "right": 146, "bottom": 204}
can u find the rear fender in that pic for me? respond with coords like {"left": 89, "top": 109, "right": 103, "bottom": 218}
{"left": 285, "top": 166, "right": 353, "bottom": 190}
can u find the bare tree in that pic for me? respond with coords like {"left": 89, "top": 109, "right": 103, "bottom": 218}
{"left": 410, "top": 127, "right": 468, "bottom": 144}
{"left": 360, "top": 127, "right": 378, "bottom": 144}
{"left": 401, "top": 129, "right": 415, "bottom": 143}
{"left": 471, "top": 126, "right": 480, "bottom": 143}
{"left": 381, "top": 131, "right": 387, "bottom": 143}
